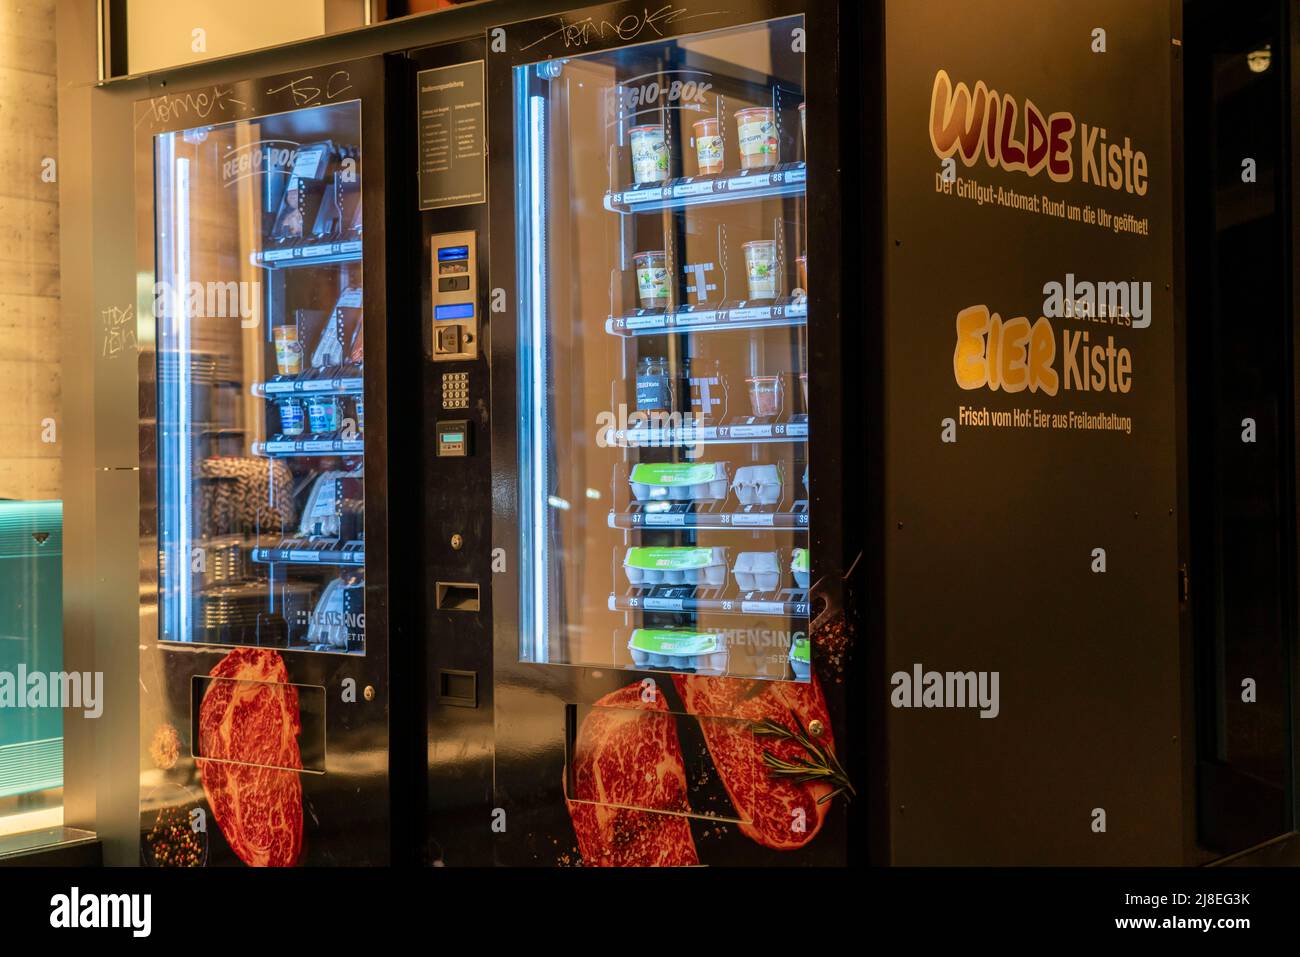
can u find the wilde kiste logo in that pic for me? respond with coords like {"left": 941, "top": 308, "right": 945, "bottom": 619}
{"left": 928, "top": 69, "right": 1150, "bottom": 195}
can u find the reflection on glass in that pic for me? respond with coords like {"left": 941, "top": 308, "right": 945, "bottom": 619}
{"left": 515, "top": 17, "right": 809, "bottom": 682}
{"left": 153, "top": 102, "right": 366, "bottom": 655}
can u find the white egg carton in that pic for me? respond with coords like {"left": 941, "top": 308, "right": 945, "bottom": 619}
{"left": 623, "top": 546, "right": 728, "bottom": 587}
{"left": 733, "top": 551, "right": 781, "bottom": 591}
{"left": 791, "top": 547, "right": 810, "bottom": 589}
{"left": 629, "top": 461, "right": 729, "bottom": 502}
{"left": 628, "top": 629, "right": 728, "bottom": 673}
{"left": 732, "top": 463, "right": 782, "bottom": 506}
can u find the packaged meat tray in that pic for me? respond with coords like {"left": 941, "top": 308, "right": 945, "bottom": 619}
{"left": 629, "top": 461, "right": 728, "bottom": 502}
{"left": 733, "top": 551, "right": 781, "bottom": 591}
{"left": 789, "top": 634, "right": 811, "bottom": 680}
{"left": 623, "top": 546, "right": 727, "bottom": 586}
{"left": 791, "top": 547, "right": 810, "bottom": 589}
{"left": 628, "top": 628, "right": 728, "bottom": 673}
{"left": 732, "top": 463, "right": 781, "bottom": 505}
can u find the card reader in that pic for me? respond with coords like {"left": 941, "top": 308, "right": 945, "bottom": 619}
{"left": 430, "top": 231, "right": 478, "bottom": 361}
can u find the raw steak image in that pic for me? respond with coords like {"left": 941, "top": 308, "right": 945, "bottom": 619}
{"left": 674, "top": 674, "right": 837, "bottom": 850}
{"left": 566, "top": 682, "right": 699, "bottom": 866}
{"left": 197, "top": 648, "right": 304, "bottom": 867}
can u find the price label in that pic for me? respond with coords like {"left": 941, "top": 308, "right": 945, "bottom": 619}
{"left": 673, "top": 181, "right": 715, "bottom": 198}
{"left": 645, "top": 513, "right": 686, "bottom": 526}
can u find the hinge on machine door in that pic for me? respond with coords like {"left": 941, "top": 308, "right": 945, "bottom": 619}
{"left": 1178, "top": 563, "right": 1190, "bottom": 604}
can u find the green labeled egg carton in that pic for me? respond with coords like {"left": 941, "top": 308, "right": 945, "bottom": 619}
{"left": 629, "top": 461, "right": 729, "bottom": 502}
{"left": 622, "top": 546, "right": 727, "bottom": 586}
{"left": 791, "top": 547, "right": 810, "bottom": 588}
{"left": 628, "top": 628, "right": 728, "bottom": 673}
{"left": 789, "top": 634, "right": 811, "bottom": 680}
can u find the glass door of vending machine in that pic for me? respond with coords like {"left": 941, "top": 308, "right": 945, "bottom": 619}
{"left": 487, "top": 2, "right": 856, "bottom": 866}
{"left": 136, "top": 59, "right": 393, "bottom": 866}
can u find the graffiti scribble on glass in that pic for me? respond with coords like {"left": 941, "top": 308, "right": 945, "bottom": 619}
{"left": 521, "top": 5, "right": 726, "bottom": 51}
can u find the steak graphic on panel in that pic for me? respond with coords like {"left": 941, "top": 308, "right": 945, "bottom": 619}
{"left": 197, "top": 648, "right": 304, "bottom": 868}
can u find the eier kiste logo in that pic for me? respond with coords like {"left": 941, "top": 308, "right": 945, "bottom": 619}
{"left": 929, "top": 69, "right": 1149, "bottom": 196}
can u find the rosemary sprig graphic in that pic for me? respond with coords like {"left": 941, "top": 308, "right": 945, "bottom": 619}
{"left": 752, "top": 709, "right": 856, "bottom": 805}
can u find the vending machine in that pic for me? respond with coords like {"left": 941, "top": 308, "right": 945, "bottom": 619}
{"left": 135, "top": 57, "right": 398, "bottom": 866}
{"left": 423, "top": 0, "right": 868, "bottom": 866}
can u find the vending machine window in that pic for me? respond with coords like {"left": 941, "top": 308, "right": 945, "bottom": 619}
{"left": 152, "top": 101, "right": 368, "bottom": 655}
{"left": 510, "top": 16, "right": 810, "bottom": 682}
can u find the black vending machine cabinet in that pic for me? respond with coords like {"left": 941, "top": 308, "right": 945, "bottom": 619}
{"left": 421, "top": 0, "right": 869, "bottom": 867}
{"left": 136, "top": 56, "right": 398, "bottom": 866}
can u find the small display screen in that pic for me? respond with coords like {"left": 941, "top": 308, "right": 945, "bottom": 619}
{"left": 438, "top": 245, "right": 470, "bottom": 261}
{"left": 435, "top": 303, "right": 475, "bottom": 321}
{"left": 442, "top": 432, "right": 464, "bottom": 443}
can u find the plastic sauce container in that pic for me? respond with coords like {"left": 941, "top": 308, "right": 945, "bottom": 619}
{"left": 745, "top": 375, "right": 783, "bottom": 418}
{"left": 633, "top": 250, "right": 670, "bottom": 309}
{"left": 273, "top": 325, "right": 303, "bottom": 376}
{"left": 692, "top": 116, "right": 724, "bottom": 175}
{"left": 735, "top": 107, "right": 779, "bottom": 169}
{"left": 278, "top": 397, "right": 305, "bottom": 436}
{"left": 629, "top": 124, "right": 669, "bottom": 184}
{"left": 795, "top": 254, "right": 808, "bottom": 295}
{"left": 307, "top": 396, "right": 340, "bottom": 434}
{"left": 742, "top": 240, "right": 778, "bottom": 300}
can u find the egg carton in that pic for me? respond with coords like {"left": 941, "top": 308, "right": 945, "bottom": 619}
{"left": 789, "top": 635, "right": 811, "bottom": 680}
{"left": 733, "top": 551, "right": 781, "bottom": 591}
{"left": 628, "top": 628, "right": 728, "bottom": 673}
{"left": 732, "top": 463, "right": 782, "bottom": 506}
{"left": 623, "top": 546, "right": 727, "bottom": 586}
{"left": 629, "top": 461, "right": 728, "bottom": 503}
{"left": 790, "top": 547, "right": 810, "bottom": 589}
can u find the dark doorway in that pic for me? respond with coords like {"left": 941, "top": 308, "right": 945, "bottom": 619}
{"left": 1183, "top": 0, "right": 1295, "bottom": 855}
